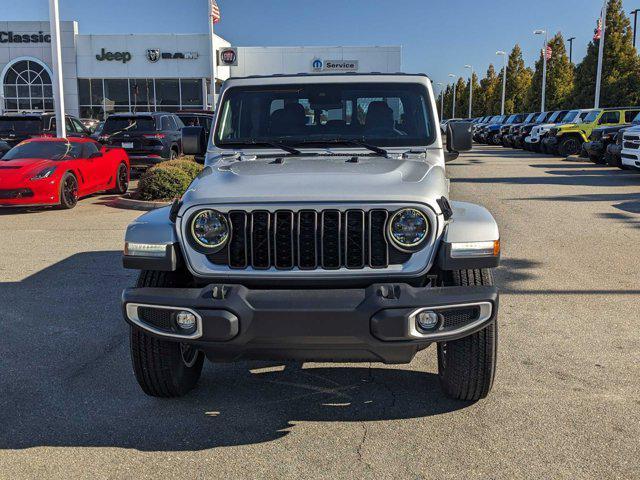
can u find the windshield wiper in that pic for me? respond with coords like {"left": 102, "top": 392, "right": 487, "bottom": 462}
{"left": 293, "top": 137, "right": 390, "bottom": 158}
{"left": 221, "top": 138, "right": 302, "bottom": 155}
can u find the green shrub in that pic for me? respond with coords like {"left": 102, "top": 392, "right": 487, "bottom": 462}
{"left": 135, "top": 158, "right": 204, "bottom": 201}
{"left": 136, "top": 166, "right": 192, "bottom": 201}
{"left": 160, "top": 159, "right": 204, "bottom": 178}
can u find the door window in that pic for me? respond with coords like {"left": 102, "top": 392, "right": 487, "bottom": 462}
{"left": 599, "top": 111, "right": 620, "bottom": 124}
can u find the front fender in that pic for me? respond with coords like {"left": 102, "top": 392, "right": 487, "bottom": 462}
{"left": 123, "top": 206, "right": 181, "bottom": 271}
{"left": 436, "top": 201, "right": 500, "bottom": 270}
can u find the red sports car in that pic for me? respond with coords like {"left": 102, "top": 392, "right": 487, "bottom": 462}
{"left": 0, "top": 137, "right": 129, "bottom": 209}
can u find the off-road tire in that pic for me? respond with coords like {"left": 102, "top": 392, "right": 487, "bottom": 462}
{"left": 589, "top": 154, "right": 604, "bottom": 164}
{"left": 437, "top": 268, "right": 498, "bottom": 401}
{"left": 109, "top": 163, "right": 129, "bottom": 194}
{"left": 129, "top": 270, "right": 204, "bottom": 397}
{"left": 558, "top": 137, "right": 582, "bottom": 157}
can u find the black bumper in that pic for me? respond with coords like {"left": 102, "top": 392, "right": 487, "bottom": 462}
{"left": 122, "top": 283, "right": 499, "bottom": 364}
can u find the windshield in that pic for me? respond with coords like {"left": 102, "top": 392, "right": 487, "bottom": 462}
{"left": 0, "top": 118, "right": 43, "bottom": 135}
{"left": 563, "top": 110, "right": 580, "bottom": 123}
{"left": 505, "top": 115, "right": 517, "bottom": 124}
{"left": 535, "top": 112, "right": 549, "bottom": 123}
{"left": 214, "top": 83, "right": 435, "bottom": 149}
{"left": 522, "top": 113, "right": 535, "bottom": 123}
{"left": 584, "top": 110, "right": 602, "bottom": 123}
{"left": 102, "top": 116, "right": 156, "bottom": 134}
{"left": 490, "top": 116, "right": 505, "bottom": 124}
{"left": 633, "top": 112, "right": 640, "bottom": 124}
{"left": 2, "top": 141, "right": 82, "bottom": 161}
{"left": 547, "top": 111, "right": 563, "bottom": 123}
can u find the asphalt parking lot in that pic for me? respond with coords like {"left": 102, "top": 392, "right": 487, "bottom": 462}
{"left": 1, "top": 146, "right": 639, "bottom": 479}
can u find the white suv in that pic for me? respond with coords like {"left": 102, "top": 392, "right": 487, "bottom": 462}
{"left": 620, "top": 126, "right": 640, "bottom": 169}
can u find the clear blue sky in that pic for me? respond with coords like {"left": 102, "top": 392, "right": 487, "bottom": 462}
{"left": 5, "top": 0, "right": 635, "bottom": 94}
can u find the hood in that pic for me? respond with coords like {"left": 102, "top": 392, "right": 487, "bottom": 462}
{"left": 0, "top": 158, "right": 52, "bottom": 186}
{"left": 181, "top": 153, "right": 448, "bottom": 207}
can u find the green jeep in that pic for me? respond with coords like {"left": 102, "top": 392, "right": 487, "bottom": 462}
{"left": 544, "top": 107, "right": 640, "bottom": 157}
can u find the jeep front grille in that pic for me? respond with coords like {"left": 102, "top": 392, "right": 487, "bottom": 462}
{"left": 211, "top": 209, "right": 411, "bottom": 271}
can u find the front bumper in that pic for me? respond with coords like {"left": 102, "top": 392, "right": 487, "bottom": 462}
{"left": 621, "top": 150, "right": 640, "bottom": 168}
{"left": 122, "top": 283, "right": 499, "bottom": 364}
{"left": 0, "top": 179, "right": 59, "bottom": 206}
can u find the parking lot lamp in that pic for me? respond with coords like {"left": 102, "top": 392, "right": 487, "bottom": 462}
{"left": 534, "top": 29, "right": 548, "bottom": 112}
{"left": 448, "top": 74, "right": 457, "bottom": 118}
{"left": 631, "top": 9, "right": 640, "bottom": 48}
{"left": 595, "top": 1, "right": 608, "bottom": 108}
{"left": 48, "top": 0, "right": 66, "bottom": 138}
{"left": 436, "top": 82, "right": 445, "bottom": 119}
{"left": 496, "top": 51, "right": 507, "bottom": 116}
{"left": 464, "top": 65, "right": 473, "bottom": 118}
{"left": 567, "top": 37, "right": 576, "bottom": 63}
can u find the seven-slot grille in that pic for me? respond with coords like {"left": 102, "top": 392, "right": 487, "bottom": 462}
{"left": 210, "top": 209, "right": 414, "bottom": 271}
{"left": 623, "top": 134, "right": 640, "bottom": 149}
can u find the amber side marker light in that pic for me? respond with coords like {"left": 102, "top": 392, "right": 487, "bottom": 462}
{"left": 450, "top": 240, "right": 500, "bottom": 258}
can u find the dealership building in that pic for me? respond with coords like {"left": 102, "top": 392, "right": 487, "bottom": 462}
{"left": 0, "top": 20, "right": 402, "bottom": 119}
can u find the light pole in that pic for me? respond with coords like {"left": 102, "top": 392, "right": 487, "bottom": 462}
{"left": 448, "top": 74, "right": 457, "bottom": 118}
{"left": 595, "top": 0, "right": 608, "bottom": 108}
{"left": 436, "top": 82, "right": 444, "bottom": 118}
{"left": 534, "top": 29, "right": 548, "bottom": 112}
{"left": 464, "top": 65, "right": 473, "bottom": 118}
{"left": 496, "top": 51, "right": 507, "bottom": 116}
{"left": 48, "top": 0, "right": 66, "bottom": 137}
{"left": 631, "top": 9, "right": 640, "bottom": 48}
{"left": 567, "top": 37, "right": 576, "bottom": 63}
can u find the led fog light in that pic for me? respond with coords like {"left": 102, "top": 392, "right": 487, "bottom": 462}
{"left": 175, "top": 311, "right": 197, "bottom": 331}
{"left": 415, "top": 311, "right": 440, "bottom": 332}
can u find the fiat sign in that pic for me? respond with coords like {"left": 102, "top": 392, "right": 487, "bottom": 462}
{"left": 218, "top": 47, "right": 238, "bottom": 66}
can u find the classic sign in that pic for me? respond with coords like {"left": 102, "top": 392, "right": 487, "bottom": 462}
{"left": 0, "top": 31, "right": 51, "bottom": 43}
{"left": 96, "top": 48, "right": 132, "bottom": 63}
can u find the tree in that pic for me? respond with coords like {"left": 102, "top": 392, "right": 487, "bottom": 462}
{"left": 479, "top": 64, "right": 501, "bottom": 115}
{"left": 572, "top": 0, "right": 640, "bottom": 108}
{"left": 454, "top": 77, "right": 468, "bottom": 118}
{"left": 500, "top": 44, "right": 533, "bottom": 113}
{"left": 469, "top": 72, "right": 483, "bottom": 116}
{"left": 527, "top": 33, "right": 574, "bottom": 111}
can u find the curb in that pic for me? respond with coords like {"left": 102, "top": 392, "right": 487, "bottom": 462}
{"left": 109, "top": 195, "right": 172, "bottom": 211}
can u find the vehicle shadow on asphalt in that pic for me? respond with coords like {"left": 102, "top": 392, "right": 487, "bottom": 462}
{"left": 0, "top": 251, "right": 470, "bottom": 452}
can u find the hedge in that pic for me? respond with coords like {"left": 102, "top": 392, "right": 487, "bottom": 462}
{"left": 136, "top": 158, "right": 204, "bottom": 201}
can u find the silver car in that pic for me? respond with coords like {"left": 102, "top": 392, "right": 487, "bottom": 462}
{"left": 121, "top": 73, "right": 501, "bottom": 401}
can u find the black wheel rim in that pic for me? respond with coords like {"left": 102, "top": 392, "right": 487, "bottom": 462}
{"left": 180, "top": 344, "right": 199, "bottom": 367}
{"left": 564, "top": 139, "right": 579, "bottom": 155}
{"left": 63, "top": 176, "right": 78, "bottom": 205}
{"left": 118, "top": 165, "right": 128, "bottom": 191}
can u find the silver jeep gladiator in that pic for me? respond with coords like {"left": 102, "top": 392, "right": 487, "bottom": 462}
{"left": 121, "top": 73, "right": 500, "bottom": 401}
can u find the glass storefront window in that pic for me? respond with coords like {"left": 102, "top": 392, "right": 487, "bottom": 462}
{"left": 77, "top": 78, "right": 204, "bottom": 119}
{"left": 180, "top": 79, "right": 203, "bottom": 106}
{"left": 155, "top": 79, "right": 179, "bottom": 108}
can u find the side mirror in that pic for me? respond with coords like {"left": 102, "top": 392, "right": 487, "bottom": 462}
{"left": 445, "top": 121, "right": 472, "bottom": 162}
{"left": 182, "top": 126, "right": 206, "bottom": 156}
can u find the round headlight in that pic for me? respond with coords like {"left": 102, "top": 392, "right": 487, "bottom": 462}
{"left": 388, "top": 208, "right": 429, "bottom": 251}
{"left": 191, "top": 210, "right": 229, "bottom": 250}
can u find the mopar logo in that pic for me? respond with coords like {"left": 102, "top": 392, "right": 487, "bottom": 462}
{"left": 312, "top": 58, "right": 323, "bottom": 71}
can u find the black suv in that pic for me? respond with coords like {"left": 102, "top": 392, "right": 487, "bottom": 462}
{"left": 0, "top": 113, "right": 91, "bottom": 147}
{"left": 176, "top": 110, "right": 214, "bottom": 163}
{"left": 99, "top": 112, "right": 184, "bottom": 168}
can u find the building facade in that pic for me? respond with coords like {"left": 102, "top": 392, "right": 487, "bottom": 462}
{"left": 0, "top": 21, "right": 402, "bottom": 119}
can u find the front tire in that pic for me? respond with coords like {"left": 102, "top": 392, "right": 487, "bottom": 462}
{"left": 437, "top": 269, "right": 498, "bottom": 401}
{"left": 59, "top": 172, "right": 78, "bottom": 209}
{"left": 558, "top": 137, "right": 581, "bottom": 157}
{"left": 129, "top": 270, "right": 204, "bottom": 397}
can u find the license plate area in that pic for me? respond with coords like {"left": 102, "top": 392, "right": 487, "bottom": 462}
{"left": 122, "top": 142, "right": 134, "bottom": 149}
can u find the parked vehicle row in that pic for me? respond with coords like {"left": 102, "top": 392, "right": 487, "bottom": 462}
{"left": 469, "top": 106, "right": 640, "bottom": 170}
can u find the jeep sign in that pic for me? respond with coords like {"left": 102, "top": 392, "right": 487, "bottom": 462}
{"left": 95, "top": 48, "right": 132, "bottom": 63}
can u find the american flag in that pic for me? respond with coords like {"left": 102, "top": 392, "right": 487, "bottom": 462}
{"left": 210, "top": 0, "right": 221, "bottom": 24}
{"left": 594, "top": 18, "right": 602, "bottom": 40}
{"left": 545, "top": 45, "right": 553, "bottom": 60}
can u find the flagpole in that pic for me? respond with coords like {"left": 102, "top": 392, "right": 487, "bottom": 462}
{"left": 595, "top": 0, "right": 608, "bottom": 109}
{"left": 541, "top": 30, "right": 547, "bottom": 112}
{"left": 49, "top": 0, "right": 66, "bottom": 138}
{"left": 207, "top": 0, "right": 218, "bottom": 110}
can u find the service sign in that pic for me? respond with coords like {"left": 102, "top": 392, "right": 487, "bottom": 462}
{"left": 218, "top": 47, "right": 238, "bottom": 66}
{"left": 312, "top": 59, "right": 359, "bottom": 72}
